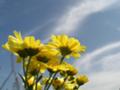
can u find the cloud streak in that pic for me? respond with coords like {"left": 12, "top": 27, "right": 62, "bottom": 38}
{"left": 53, "top": 0, "right": 118, "bottom": 34}
{"left": 73, "top": 41, "right": 120, "bottom": 90}
{"left": 81, "top": 52, "right": 120, "bottom": 90}
{"left": 25, "top": 0, "right": 118, "bottom": 38}
{"left": 74, "top": 41, "right": 120, "bottom": 68}
{"left": 23, "top": 18, "right": 57, "bottom": 37}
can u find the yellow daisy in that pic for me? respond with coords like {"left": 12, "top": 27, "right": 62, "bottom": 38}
{"left": 48, "top": 34, "right": 86, "bottom": 58}
{"left": 18, "top": 36, "right": 43, "bottom": 57}
{"left": 27, "top": 76, "right": 42, "bottom": 90}
{"left": 52, "top": 77, "right": 64, "bottom": 89}
{"left": 64, "top": 83, "right": 76, "bottom": 90}
{"left": 76, "top": 75, "right": 89, "bottom": 86}
{"left": 3, "top": 31, "right": 44, "bottom": 58}
{"left": 47, "top": 61, "right": 77, "bottom": 75}
{"left": 2, "top": 31, "right": 23, "bottom": 54}
{"left": 28, "top": 47, "right": 60, "bottom": 74}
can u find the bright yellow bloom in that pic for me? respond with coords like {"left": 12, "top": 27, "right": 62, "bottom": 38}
{"left": 52, "top": 77, "right": 64, "bottom": 89}
{"left": 2, "top": 31, "right": 23, "bottom": 54}
{"left": 18, "top": 36, "right": 43, "bottom": 57}
{"left": 76, "top": 75, "right": 89, "bottom": 86}
{"left": 28, "top": 47, "right": 60, "bottom": 74}
{"left": 27, "top": 76, "right": 42, "bottom": 90}
{"left": 63, "top": 62, "right": 78, "bottom": 76}
{"left": 33, "top": 83, "right": 42, "bottom": 90}
{"left": 3, "top": 31, "right": 44, "bottom": 58}
{"left": 64, "top": 83, "right": 76, "bottom": 90}
{"left": 27, "top": 76, "right": 35, "bottom": 86}
{"left": 47, "top": 61, "right": 77, "bottom": 75}
{"left": 48, "top": 34, "right": 86, "bottom": 58}
{"left": 28, "top": 59, "right": 47, "bottom": 74}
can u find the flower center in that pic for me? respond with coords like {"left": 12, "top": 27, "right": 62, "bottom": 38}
{"left": 37, "top": 56, "right": 49, "bottom": 63}
{"left": 17, "top": 48, "right": 39, "bottom": 58}
{"left": 59, "top": 47, "right": 72, "bottom": 56}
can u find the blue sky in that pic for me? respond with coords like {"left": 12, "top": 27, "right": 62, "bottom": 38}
{"left": 0, "top": 0, "right": 120, "bottom": 90}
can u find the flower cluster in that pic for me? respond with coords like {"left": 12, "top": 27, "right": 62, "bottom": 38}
{"left": 2, "top": 31, "right": 88, "bottom": 90}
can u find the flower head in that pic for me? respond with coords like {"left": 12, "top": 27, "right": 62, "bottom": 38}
{"left": 2, "top": 31, "right": 23, "bottom": 54}
{"left": 48, "top": 34, "right": 86, "bottom": 59}
{"left": 52, "top": 77, "right": 64, "bottom": 89}
{"left": 64, "top": 83, "right": 76, "bottom": 90}
{"left": 28, "top": 47, "right": 59, "bottom": 74}
{"left": 3, "top": 31, "right": 44, "bottom": 58}
{"left": 76, "top": 75, "right": 89, "bottom": 86}
{"left": 27, "top": 76, "right": 42, "bottom": 90}
{"left": 18, "top": 36, "right": 43, "bottom": 57}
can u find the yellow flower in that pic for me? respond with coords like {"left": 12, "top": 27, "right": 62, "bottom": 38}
{"left": 52, "top": 77, "right": 64, "bottom": 89}
{"left": 3, "top": 31, "right": 44, "bottom": 58}
{"left": 27, "top": 76, "right": 35, "bottom": 86}
{"left": 2, "top": 31, "right": 23, "bottom": 54}
{"left": 18, "top": 36, "right": 43, "bottom": 57}
{"left": 64, "top": 83, "right": 76, "bottom": 90}
{"left": 28, "top": 47, "right": 60, "bottom": 74}
{"left": 47, "top": 61, "right": 77, "bottom": 75}
{"left": 76, "top": 75, "right": 88, "bottom": 86}
{"left": 48, "top": 34, "right": 86, "bottom": 58}
{"left": 63, "top": 62, "right": 78, "bottom": 76}
{"left": 33, "top": 82, "right": 42, "bottom": 90}
{"left": 28, "top": 59, "right": 47, "bottom": 74}
{"left": 27, "top": 76, "right": 42, "bottom": 90}
{"left": 47, "top": 61, "right": 67, "bottom": 73}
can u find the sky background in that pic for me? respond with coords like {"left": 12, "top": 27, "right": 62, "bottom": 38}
{"left": 0, "top": 0, "right": 120, "bottom": 90}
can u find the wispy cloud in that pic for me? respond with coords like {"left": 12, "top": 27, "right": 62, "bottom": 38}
{"left": 52, "top": 0, "right": 118, "bottom": 34}
{"left": 74, "top": 41, "right": 120, "bottom": 90}
{"left": 23, "top": 18, "right": 56, "bottom": 37}
{"left": 74, "top": 41, "right": 120, "bottom": 69}
{"left": 81, "top": 52, "right": 120, "bottom": 90}
{"left": 25, "top": 0, "right": 118, "bottom": 36}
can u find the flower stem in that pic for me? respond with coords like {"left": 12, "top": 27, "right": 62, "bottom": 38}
{"left": 35, "top": 74, "right": 39, "bottom": 90}
{"left": 24, "top": 56, "right": 32, "bottom": 89}
{"left": 61, "top": 75, "right": 68, "bottom": 88}
{"left": 46, "top": 56, "right": 65, "bottom": 90}
{"left": 44, "top": 73, "right": 53, "bottom": 90}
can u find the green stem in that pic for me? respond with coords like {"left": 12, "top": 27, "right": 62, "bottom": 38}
{"left": 35, "top": 74, "right": 38, "bottom": 90}
{"left": 44, "top": 73, "right": 53, "bottom": 90}
{"left": 25, "top": 56, "right": 32, "bottom": 89}
{"left": 60, "top": 56, "right": 65, "bottom": 64}
{"left": 22, "top": 58, "right": 27, "bottom": 88}
{"left": 61, "top": 75, "right": 68, "bottom": 88}
{"left": 76, "top": 85, "right": 80, "bottom": 90}
{"left": 46, "top": 56, "right": 65, "bottom": 90}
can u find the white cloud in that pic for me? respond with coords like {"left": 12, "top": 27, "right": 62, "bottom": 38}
{"left": 81, "top": 53, "right": 120, "bottom": 90}
{"left": 74, "top": 42, "right": 120, "bottom": 90}
{"left": 25, "top": 0, "right": 118, "bottom": 36}
{"left": 53, "top": 0, "right": 118, "bottom": 34}
{"left": 83, "top": 71, "right": 120, "bottom": 90}
{"left": 74, "top": 41, "right": 120, "bottom": 69}
{"left": 23, "top": 18, "right": 56, "bottom": 37}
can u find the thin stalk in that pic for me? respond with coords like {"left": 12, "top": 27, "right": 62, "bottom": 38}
{"left": 44, "top": 73, "right": 53, "bottom": 90}
{"left": 46, "top": 56, "right": 65, "bottom": 90}
{"left": 24, "top": 56, "right": 32, "bottom": 90}
{"left": 35, "top": 74, "right": 38, "bottom": 90}
{"left": 22, "top": 58, "right": 27, "bottom": 88}
{"left": 60, "top": 75, "right": 68, "bottom": 88}
{"left": 76, "top": 85, "right": 80, "bottom": 90}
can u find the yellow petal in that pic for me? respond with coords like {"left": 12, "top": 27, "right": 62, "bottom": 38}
{"left": 13, "top": 31, "right": 23, "bottom": 41}
{"left": 71, "top": 53, "right": 80, "bottom": 58}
